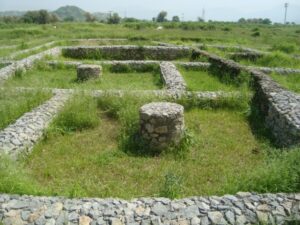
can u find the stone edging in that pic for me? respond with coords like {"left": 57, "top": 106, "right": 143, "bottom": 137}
{"left": 61, "top": 45, "right": 191, "bottom": 61}
{"left": 0, "top": 47, "right": 61, "bottom": 83}
{"left": 160, "top": 62, "right": 187, "bottom": 92}
{"left": 194, "top": 48, "right": 300, "bottom": 147}
{"left": 0, "top": 192, "right": 299, "bottom": 225}
{"left": 0, "top": 91, "right": 71, "bottom": 159}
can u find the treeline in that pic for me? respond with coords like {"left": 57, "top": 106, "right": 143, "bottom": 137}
{"left": 238, "top": 18, "right": 272, "bottom": 25}
{"left": 0, "top": 10, "right": 59, "bottom": 24}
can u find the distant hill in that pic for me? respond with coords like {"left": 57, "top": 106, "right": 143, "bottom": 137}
{"left": 53, "top": 5, "right": 87, "bottom": 21}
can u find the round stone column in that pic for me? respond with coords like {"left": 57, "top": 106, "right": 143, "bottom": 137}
{"left": 77, "top": 64, "right": 102, "bottom": 81}
{"left": 139, "top": 102, "right": 184, "bottom": 151}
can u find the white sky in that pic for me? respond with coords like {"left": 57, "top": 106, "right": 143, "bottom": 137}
{"left": 1, "top": 0, "right": 300, "bottom": 23}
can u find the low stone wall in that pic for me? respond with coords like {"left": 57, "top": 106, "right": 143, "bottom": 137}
{"left": 229, "top": 52, "right": 264, "bottom": 61}
{"left": 61, "top": 46, "right": 191, "bottom": 60}
{"left": 0, "top": 47, "right": 61, "bottom": 83}
{"left": 249, "top": 69, "right": 300, "bottom": 147}
{"left": 160, "top": 62, "right": 187, "bottom": 92}
{"left": 0, "top": 192, "right": 299, "bottom": 225}
{"left": 0, "top": 91, "right": 71, "bottom": 159}
{"left": 247, "top": 66, "right": 300, "bottom": 75}
{"left": 195, "top": 48, "right": 300, "bottom": 147}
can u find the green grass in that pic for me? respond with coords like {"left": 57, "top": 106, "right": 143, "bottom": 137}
{"left": 0, "top": 89, "right": 51, "bottom": 129}
{"left": 1, "top": 95, "right": 299, "bottom": 199}
{"left": 239, "top": 51, "right": 300, "bottom": 69}
{"left": 269, "top": 73, "right": 300, "bottom": 93}
{"left": 3, "top": 64, "right": 163, "bottom": 90}
{"left": 179, "top": 67, "right": 247, "bottom": 92}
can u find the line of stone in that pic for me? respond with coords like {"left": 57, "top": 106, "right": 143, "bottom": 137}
{"left": 2, "top": 41, "right": 57, "bottom": 60}
{"left": 0, "top": 47, "right": 61, "bottom": 83}
{"left": 46, "top": 60, "right": 300, "bottom": 75}
{"left": 46, "top": 60, "right": 210, "bottom": 69}
{"left": 194, "top": 48, "right": 300, "bottom": 147}
{"left": 0, "top": 192, "right": 299, "bottom": 225}
{"left": 0, "top": 91, "right": 71, "bottom": 160}
{"left": 2, "top": 86, "right": 240, "bottom": 101}
{"left": 61, "top": 45, "right": 191, "bottom": 61}
{"left": 160, "top": 62, "right": 187, "bottom": 92}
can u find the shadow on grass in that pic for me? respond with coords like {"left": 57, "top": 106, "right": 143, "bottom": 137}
{"left": 247, "top": 100, "right": 278, "bottom": 149}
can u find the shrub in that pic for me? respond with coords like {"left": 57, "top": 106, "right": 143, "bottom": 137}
{"left": 160, "top": 171, "right": 183, "bottom": 199}
{"left": 251, "top": 31, "right": 260, "bottom": 37}
{"left": 271, "top": 43, "right": 297, "bottom": 54}
{"left": 51, "top": 95, "right": 99, "bottom": 133}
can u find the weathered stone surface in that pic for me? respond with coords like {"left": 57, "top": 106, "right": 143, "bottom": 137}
{"left": 0, "top": 91, "right": 71, "bottom": 159}
{"left": 140, "top": 102, "right": 184, "bottom": 151}
{"left": 77, "top": 64, "right": 102, "bottom": 81}
{"left": 0, "top": 193, "right": 299, "bottom": 225}
{"left": 160, "top": 62, "right": 186, "bottom": 92}
{"left": 62, "top": 45, "right": 191, "bottom": 61}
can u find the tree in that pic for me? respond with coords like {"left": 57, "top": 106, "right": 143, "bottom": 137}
{"left": 172, "top": 16, "right": 180, "bottom": 22}
{"left": 197, "top": 17, "right": 205, "bottom": 22}
{"left": 85, "top": 12, "right": 96, "bottom": 22}
{"left": 107, "top": 13, "right": 121, "bottom": 24}
{"left": 22, "top": 10, "right": 58, "bottom": 24}
{"left": 156, "top": 11, "right": 167, "bottom": 22}
{"left": 238, "top": 18, "right": 246, "bottom": 23}
{"left": 262, "top": 18, "right": 272, "bottom": 25}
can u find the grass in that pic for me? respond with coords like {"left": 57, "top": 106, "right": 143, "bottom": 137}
{"left": 269, "top": 73, "right": 300, "bottom": 93}
{"left": 3, "top": 63, "right": 163, "bottom": 90}
{"left": 1, "top": 94, "right": 299, "bottom": 199}
{"left": 179, "top": 67, "right": 248, "bottom": 92}
{"left": 0, "top": 89, "right": 51, "bottom": 130}
{"left": 239, "top": 51, "right": 300, "bottom": 69}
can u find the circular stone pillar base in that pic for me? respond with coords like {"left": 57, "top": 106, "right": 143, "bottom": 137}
{"left": 139, "top": 102, "right": 184, "bottom": 151}
{"left": 77, "top": 64, "right": 102, "bottom": 81}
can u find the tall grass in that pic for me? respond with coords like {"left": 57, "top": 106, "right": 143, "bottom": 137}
{"left": 0, "top": 155, "right": 46, "bottom": 195}
{"left": 48, "top": 94, "right": 99, "bottom": 134}
{"left": 0, "top": 89, "right": 51, "bottom": 129}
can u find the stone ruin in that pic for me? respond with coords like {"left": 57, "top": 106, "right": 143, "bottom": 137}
{"left": 77, "top": 64, "right": 102, "bottom": 81}
{"left": 139, "top": 102, "right": 185, "bottom": 151}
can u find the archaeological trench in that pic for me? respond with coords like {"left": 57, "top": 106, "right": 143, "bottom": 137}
{"left": 0, "top": 41, "right": 299, "bottom": 225}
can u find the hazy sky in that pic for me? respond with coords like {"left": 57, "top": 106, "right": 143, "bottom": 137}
{"left": 1, "top": 0, "right": 300, "bottom": 23}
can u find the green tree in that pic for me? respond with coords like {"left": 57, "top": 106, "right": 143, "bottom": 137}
{"left": 172, "top": 16, "right": 180, "bottom": 22}
{"left": 107, "top": 13, "right": 121, "bottom": 24}
{"left": 22, "top": 10, "right": 58, "bottom": 24}
{"left": 85, "top": 12, "right": 96, "bottom": 22}
{"left": 156, "top": 11, "right": 168, "bottom": 22}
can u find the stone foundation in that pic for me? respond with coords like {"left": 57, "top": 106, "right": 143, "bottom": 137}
{"left": 77, "top": 64, "right": 102, "bottom": 81}
{"left": 62, "top": 45, "right": 191, "bottom": 60}
{"left": 140, "top": 102, "right": 184, "bottom": 151}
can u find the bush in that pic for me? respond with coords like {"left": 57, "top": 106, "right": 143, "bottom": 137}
{"left": 271, "top": 43, "right": 297, "bottom": 54}
{"left": 251, "top": 31, "right": 260, "bottom": 37}
{"left": 51, "top": 95, "right": 99, "bottom": 133}
{"left": 160, "top": 171, "right": 183, "bottom": 199}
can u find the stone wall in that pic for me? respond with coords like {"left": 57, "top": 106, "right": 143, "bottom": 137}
{"left": 195, "top": 48, "right": 300, "bottom": 147}
{"left": 61, "top": 46, "right": 191, "bottom": 60}
{"left": 249, "top": 69, "right": 300, "bottom": 147}
{"left": 160, "top": 62, "right": 187, "bottom": 92}
{"left": 0, "top": 47, "right": 61, "bottom": 83}
{"left": 0, "top": 192, "right": 299, "bottom": 225}
{"left": 0, "top": 90, "right": 71, "bottom": 159}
